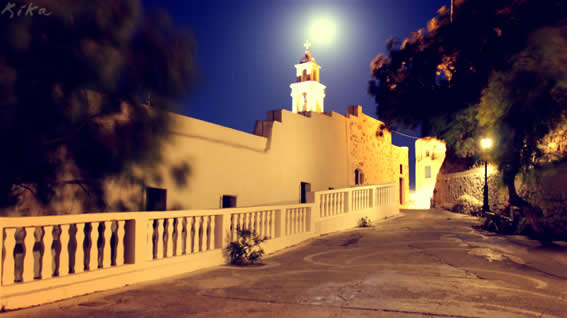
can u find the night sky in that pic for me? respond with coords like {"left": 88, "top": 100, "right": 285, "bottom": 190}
{"left": 142, "top": 0, "right": 450, "bottom": 189}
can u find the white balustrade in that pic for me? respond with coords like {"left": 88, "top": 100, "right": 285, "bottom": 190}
{"left": 1, "top": 183, "right": 397, "bottom": 311}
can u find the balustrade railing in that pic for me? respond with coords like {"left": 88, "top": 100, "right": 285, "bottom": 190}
{"left": 1, "top": 214, "right": 134, "bottom": 286}
{"left": 1, "top": 183, "right": 397, "bottom": 310}
{"left": 319, "top": 189, "right": 347, "bottom": 217}
{"left": 146, "top": 212, "right": 219, "bottom": 260}
{"left": 284, "top": 206, "right": 310, "bottom": 235}
{"left": 317, "top": 184, "right": 395, "bottom": 218}
{"left": 230, "top": 209, "right": 277, "bottom": 241}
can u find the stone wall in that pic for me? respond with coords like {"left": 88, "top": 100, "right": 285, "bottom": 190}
{"left": 345, "top": 105, "right": 409, "bottom": 205}
{"left": 540, "top": 118, "right": 567, "bottom": 163}
{"left": 434, "top": 163, "right": 567, "bottom": 235}
{"left": 346, "top": 105, "right": 395, "bottom": 185}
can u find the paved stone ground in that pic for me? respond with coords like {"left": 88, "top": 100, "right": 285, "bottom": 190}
{"left": 4, "top": 209, "right": 567, "bottom": 318}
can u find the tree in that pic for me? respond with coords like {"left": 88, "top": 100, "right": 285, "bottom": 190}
{"left": 369, "top": 0, "right": 566, "bottom": 234}
{"left": 0, "top": 0, "right": 197, "bottom": 214}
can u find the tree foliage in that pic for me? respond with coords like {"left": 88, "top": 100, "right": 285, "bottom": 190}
{"left": 369, "top": 0, "right": 566, "bottom": 233}
{"left": 0, "top": 0, "right": 197, "bottom": 213}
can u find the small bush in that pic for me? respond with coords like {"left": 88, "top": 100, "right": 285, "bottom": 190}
{"left": 226, "top": 229, "right": 266, "bottom": 265}
{"left": 359, "top": 216, "right": 371, "bottom": 227}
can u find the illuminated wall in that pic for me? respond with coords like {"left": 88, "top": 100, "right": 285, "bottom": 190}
{"left": 414, "top": 137, "right": 446, "bottom": 209}
{"left": 130, "top": 107, "right": 408, "bottom": 210}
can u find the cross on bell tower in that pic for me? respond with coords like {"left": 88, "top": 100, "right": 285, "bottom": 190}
{"left": 304, "top": 40, "right": 311, "bottom": 52}
{"left": 290, "top": 40, "right": 326, "bottom": 113}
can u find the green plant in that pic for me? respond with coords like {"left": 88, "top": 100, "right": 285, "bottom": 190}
{"left": 226, "top": 229, "right": 266, "bottom": 265}
{"left": 359, "top": 216, "right": 371, "bottom": 227}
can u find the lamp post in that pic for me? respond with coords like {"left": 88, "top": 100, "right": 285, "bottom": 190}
{"left": 480, "top": 138, "right": 493, "bottom": 213}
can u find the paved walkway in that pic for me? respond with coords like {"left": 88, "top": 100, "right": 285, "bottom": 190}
{"left": 4, "top": 209, "right": 567, "bottom": 318}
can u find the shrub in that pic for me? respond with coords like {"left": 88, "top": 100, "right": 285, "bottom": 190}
{"left": 226, "top": 229, "right": 266, "bottom": 265}
{"left": 359, "top": 216, "right": 371, "bottom": 227}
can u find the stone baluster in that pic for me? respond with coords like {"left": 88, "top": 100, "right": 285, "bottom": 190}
{"left": 248, "top": 213, "right": 254, "bottom": 232}
{"left": 285, "top": 210, "right": 290, "bottom": 235}
{"left": 193, "top": 217, "right": 201, "bottom": 252}
{"left": 174, "top": 218, "right": 182, "bottom": 256}
{"left": 155, "top": 219, "right": 164, "bottom": 259}
{"left": 253, "top": 213, "right": 259, "bottom": 235}
{"left": 291, "top": 210, "right": 295, "bottom": 234}
{"left": 189, "top": 217, "right": 196, "bottom": 254}
{"left": 2, "top": 228, "right": 16, "bottom": 285}
{"left": 294, "top": 208, "right": 301, "bottom": 233}
{"left": 147, "top": 220, "right": 154, "bottom": 260}
{"left": 183, "top": 217, "right": 191, "bottom": 254}
{"left": 103, "top": 222, "right": 112, "bottom": 268}
{"left": 201, "top": 216, "right": 209, "bottom": 251}
{"left": 232, "top": 214, "right": 238, "bottom": 241}
{"left": 292, "top": 209, "right": 296, "bottom": 234}
{"left": 236, "top": 213, "right": 241, "bottom": 232}
{"left": 166, "top": 219, "right": 174, "bottom": 258}
{"left": 89, "top": 224, "right": 99, "bottom": 269}
{"left": 75, "top": 223, "right": 86, "bottom": 273}
{"left": 209, "top": 216, "right": 216, "bottom": 250}
{"left": 302, "top": 209, "right": 306, "bottom": 232}
{"left": 319, "top": 196, "right": 324, "bottom": 217}
{"left": 269, "top": 211, "right": 275, "bottom": 238}
{"left": 59, "top": 224, "right": 70, "bottom": 276}
{"left": 266, "top": 211, "right": 271, "bottom": 236}
{"left": 116, "top": 221, "right": 125, "bottom": 266}
{"left": 22, "top": 227, "right": 36, "bottom": 282}
{"left": 258, "top": 212, "right": 264, "bottom": 238}
{"left": 352, "top": 191, "right": 356, "bottom": 211}
{"left": 241, "top": 213, "right": 247, "bottom": 231}
{"left": 42, "top": 226, "right": 54, "bottom": 279}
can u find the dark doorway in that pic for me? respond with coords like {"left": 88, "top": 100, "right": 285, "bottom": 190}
{"left": 146, "top": 187, "right": 167, "bottom": 211}
{"left": 300, "top": 182, "right": 311, "bottom": 203}
{"left": 399, "top": 178, "right": 404, "bottom": 205}
{"left": 222, "top": 195, "right": 237, "bottom": 208}
{"left": 355, "top": 169, "right": 364, "bottom": 185}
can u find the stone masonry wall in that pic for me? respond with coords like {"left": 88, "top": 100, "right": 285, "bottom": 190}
{"left": 434, "top": 163, "right": 567, "bottom": 236}
{"left": 346, "top": 106, "right": 396, "bottom": 185}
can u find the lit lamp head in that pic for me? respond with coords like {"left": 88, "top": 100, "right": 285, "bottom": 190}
{"left": 480, "top": 137, "right": 493, "bottom": 150}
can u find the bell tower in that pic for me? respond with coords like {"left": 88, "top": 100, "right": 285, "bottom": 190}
{"left": 290, "top": 40, "right": 326, "bottom": 113}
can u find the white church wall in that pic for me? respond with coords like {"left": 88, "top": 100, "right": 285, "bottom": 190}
{"left": 140, "top": 109, "right": 351, "bottom": 210}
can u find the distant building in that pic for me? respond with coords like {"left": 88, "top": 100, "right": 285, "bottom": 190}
{"left": 414, "top": 137, "right": 446, "bottom": 209}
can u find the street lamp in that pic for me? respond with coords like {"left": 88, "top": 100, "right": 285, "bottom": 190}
{"left": 480, "top": 137, "right": 493, "bottom": 213}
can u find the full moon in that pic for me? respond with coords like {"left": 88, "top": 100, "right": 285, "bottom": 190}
{"left": 309, "top": 17, "right": 337, "bottom": 46}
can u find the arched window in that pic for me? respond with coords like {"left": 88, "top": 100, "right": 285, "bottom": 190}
{"left": 355, "top": 169, "right": 364, "bottom": 185}
{"left": 302, "top": 69, "right": 307, "bottom": 81}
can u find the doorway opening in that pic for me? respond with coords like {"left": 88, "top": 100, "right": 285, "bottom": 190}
{"left": 300, "top": 182, "right": 311, "bottom": 203}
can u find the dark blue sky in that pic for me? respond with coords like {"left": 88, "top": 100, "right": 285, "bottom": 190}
{"left": 142, "top": 0, "right": 449, "bottom": 188}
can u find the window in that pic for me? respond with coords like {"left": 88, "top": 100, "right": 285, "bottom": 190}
{"left": 222, "top": 195, "right": 237, "bottom": 208}
{"left": 400, "top": 164, "right": 403, "bottom": 174}
{"left": 145, "top": 187, "right": 167, "bottom": 211}
{"left": 425, "top": 166, "right": 432, "bottom": 179}
{"left": 426, "top": 150, "right": 430, "bottom": 157}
